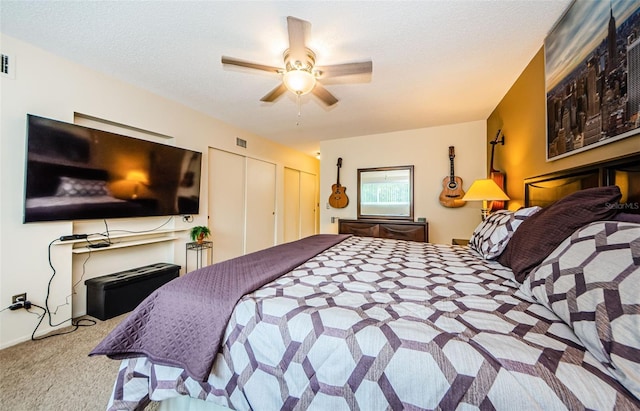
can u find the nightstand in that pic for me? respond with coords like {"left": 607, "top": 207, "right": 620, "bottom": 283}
{"left": 452, "top": 238, "right": 469, "bottom": 246}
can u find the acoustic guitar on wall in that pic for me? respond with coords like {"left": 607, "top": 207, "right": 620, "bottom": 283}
{"left": 329, "top": 157, "right": 349, "bottom": 208}
{"left": 439, "top": 146, "right": 465, "bottom": 208}
{"left": 489, "top": 130, "right": 506, "bottom": 211}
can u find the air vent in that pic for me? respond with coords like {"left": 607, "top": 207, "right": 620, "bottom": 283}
{"left": 1, "top": 53, "right": 15, "bottom": 78}
{"left": 236, "top": 137, "right": 247, "bottom": 148}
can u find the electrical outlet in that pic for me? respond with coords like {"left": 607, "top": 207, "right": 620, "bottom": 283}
{"left": 12, "top": 293, "right": 26, "bottom": 304}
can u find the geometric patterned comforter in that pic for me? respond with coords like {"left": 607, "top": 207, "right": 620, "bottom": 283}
{"left": 108, "top": 236, "right": 639, "bottom": 410}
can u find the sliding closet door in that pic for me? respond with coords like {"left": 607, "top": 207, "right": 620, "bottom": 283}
{"left": 209, "top": 149, "right": 245, "bottom": 262}
{"left": 209, "top": 149, "right": 277, "bottom": 261}
{"left": 299, "top": 171, "right": 317, "bottom": 238}
{"left": 245, "top": 157, "right": 276, "bottom": 254}
{"left": 284, "top": 167, "right": 317, "bottom": 242}
{"left": 284, "top": 167, "right": 301, "bottom": 243}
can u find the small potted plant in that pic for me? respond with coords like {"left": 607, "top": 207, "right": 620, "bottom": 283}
{"left": 190, "top": 225, "right": 211, "bottom": 244}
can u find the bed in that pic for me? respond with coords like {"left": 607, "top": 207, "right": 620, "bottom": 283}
{"left": 91, "top": 153, "right": 640, "bottom": 411}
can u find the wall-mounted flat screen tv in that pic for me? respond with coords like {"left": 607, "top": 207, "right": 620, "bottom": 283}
{"left": 24, "top": 114, "right": 202, "bottom": 223}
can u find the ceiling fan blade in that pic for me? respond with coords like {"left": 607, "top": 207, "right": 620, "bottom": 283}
{"left": 260, "top": 83, "right": 288, "bottom": 102}
{"left": 287, "top": 16, "right": 310, "bottom": 63}
{"left": 312, "top": 83, "right": 338, "bottom": 106}
{"left": 221, "top": 56, "right": 282, "bottom": 74}
{"left": 316, "top": 61, "right": 373, "bottom": 78}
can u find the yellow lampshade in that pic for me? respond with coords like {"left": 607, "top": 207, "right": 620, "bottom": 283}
{"left": 462, "top": 179, "right": 509, "bottom": 202}
{"left": 125, "top": 170, "right": 149, "bottom": 185}
{"left": 125, "top": 170, "right": 149, "bottom": 200}
{"left": 283, "top": 69, "right": 316, "bottom": 95}
{"left": 462, "top": 179, "right": 509, "bottom": 220}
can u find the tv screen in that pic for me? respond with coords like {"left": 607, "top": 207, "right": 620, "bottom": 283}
{"left": 24, "top": 114, "right": 202, "bottom": 223}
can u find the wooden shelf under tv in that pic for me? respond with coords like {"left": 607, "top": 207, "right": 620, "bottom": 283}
{"left": 52, "top": 228, "right": 189, "bottom": 253}
{"left": 71, "top": 236, "right": 179, "bottom": 254}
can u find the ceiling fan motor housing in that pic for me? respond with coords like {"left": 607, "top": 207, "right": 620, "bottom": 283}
{"left": 284, "top": 48, "right": 317, "bottom": 75}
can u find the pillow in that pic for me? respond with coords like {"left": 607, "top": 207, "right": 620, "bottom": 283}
{"left": 520, "top": 221, "right": 640, "bottom": 398}
{"left": 55, "top": 176, "right": 109, "bottom": 197}
{"left": 498, "top": 186, "right": 622, "bottom": 282}
{"left": 468, "top": 206, "right": 541, "bottom": 259}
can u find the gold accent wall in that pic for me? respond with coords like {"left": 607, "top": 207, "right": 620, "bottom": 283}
{"left": 487, "top": 47, "right": 640, "bottom": 209}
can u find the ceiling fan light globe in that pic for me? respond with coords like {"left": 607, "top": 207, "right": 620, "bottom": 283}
{"left": 283, "top": 69, "right": 316, "bottom": 95}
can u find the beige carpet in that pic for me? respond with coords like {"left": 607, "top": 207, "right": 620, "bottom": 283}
{"left": 0, "top": 314, "right": 159, "bottom": 410}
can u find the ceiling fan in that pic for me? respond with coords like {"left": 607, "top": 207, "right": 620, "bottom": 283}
{"left": 221, "top": 16, "right": 373, "bottom": 107}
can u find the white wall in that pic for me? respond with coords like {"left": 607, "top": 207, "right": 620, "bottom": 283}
{"left": 0, "top": 34, "right": 318, "bottom": 348}
{"left": 319, "top": 121, "right": 487, "bottom": 244}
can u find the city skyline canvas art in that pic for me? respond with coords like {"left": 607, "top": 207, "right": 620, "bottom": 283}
{"left": 545, "top": 0, "right": 640, "bottom": 160}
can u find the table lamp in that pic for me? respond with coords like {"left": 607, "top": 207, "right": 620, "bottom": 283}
{"left": 462, "top": 179, "right": 509, "bottom": 220}
{"left": 125, "top": 170, "right": 149, "bottom": 199}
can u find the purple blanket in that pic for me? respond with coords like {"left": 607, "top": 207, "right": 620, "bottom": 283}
{"left": 90, "top": 234, "right": 350, "bottom": 382}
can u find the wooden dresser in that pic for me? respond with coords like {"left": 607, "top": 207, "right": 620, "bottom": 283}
{"left": 338, "top": 219, "right": 428, "bottom": 242}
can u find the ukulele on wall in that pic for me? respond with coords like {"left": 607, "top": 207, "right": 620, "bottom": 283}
{"left": 328, "top": 157, "right": 349, "bottom": 208}
{"left": 489, "top": 130, "right": 506, "bottom": 211}
{"left": 439, "top": 146, "right": 465, "bottom": 208}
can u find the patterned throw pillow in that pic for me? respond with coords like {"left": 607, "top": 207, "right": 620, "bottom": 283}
{"left": 498, "top": 186, "right": 622, "bottom": 282}
{"left": 55, "top": 176, "right": 109, "bottom": 197}
{"left": 468, "top": 206, "right": 541, "bottom": 259}
{"left": 520, "top": 221, "right": 640, "bottom": 398}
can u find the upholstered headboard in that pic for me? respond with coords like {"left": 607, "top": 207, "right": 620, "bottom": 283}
{"left": 525, "top": 152, "right": 640, "bottom": 213}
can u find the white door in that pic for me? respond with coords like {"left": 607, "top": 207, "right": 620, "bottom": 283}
{"left": 245, "top": 157, "right": 276, "bottom": 253}
{"left": 284, "top": 167, "right": 317, "bottom": 242}
{"left": 283, "top": 167, "right": 301, "bottom": 243}
{"left": 299, "top": 171, "right": 317, "bottom": 238}
{"left": 209, "top": 148, "right": 245, "bottom": 262}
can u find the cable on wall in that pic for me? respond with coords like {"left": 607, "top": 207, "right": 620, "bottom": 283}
{"left": 52, "top": 247, "right": 93, "bottom": 316}
{"left": 28, "top": 238, "right": 97, "bottom": 341}
{"left": 100, "top": 216, "right": 174, "bottom": 236}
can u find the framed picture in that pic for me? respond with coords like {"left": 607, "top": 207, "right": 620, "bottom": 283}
{"left": 545, "top": 0, "right": 640, "bottom": 161}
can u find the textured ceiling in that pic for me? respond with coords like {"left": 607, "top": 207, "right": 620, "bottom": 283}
{"left": 1, "top": 1, "right": 571, "bottom": 156}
